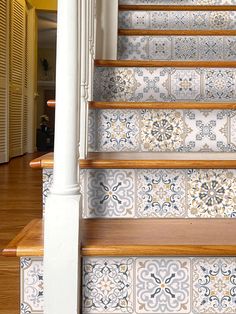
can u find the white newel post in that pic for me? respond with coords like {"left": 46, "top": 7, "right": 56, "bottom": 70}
{"left": 44, "top": 0, "right": 81, "bottom": 313}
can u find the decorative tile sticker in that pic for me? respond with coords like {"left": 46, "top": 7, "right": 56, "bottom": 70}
{"left": 137, "top": 169, "right": 187, "bottom": 217}
{"left": 188, "top": 169, "right": 236, "bottom": 218}
{"left": 20, "top": 257, "right": 44, "bottom": 314}
{"left": 94, "top": 67, "right": 236, "bottom": 102}
{"left": 21, "top": 257, "right": 236, "bottom": 314}
{"left": 43, "top": 168, "right": 236, "bottom": 218}
{"left": 83, "top": 258, "right": 134, "bottom": 313}
{"left": 193, "top": 258, "right": 236, "bottom": 313}
{"left": 86, "top": 169, "right": 136, "bottom": 218}
{"left": 88, "top": 109, "right": 236, "bottom": 152}
{"left": 119, "top": 11, "right": 236, "bottom": 30}
{"left": 136, "top": 258, "right": 190, "bottom": 313}
{"left": 118, "top": 36, "right": 235, "bottom": 61}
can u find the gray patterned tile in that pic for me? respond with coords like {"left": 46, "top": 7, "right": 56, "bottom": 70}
{"left": 21, "top": 257, "right": 236, "bottom": 314}
{"left": 193, "top": 258, "right": 236, "bottom": 313}
{"left": 20, "top": 257, "right": 44, "bottom": 314}
{"left": 136, "top": 258, "right": 191, "bottom": 313}
{"left": 43, "top": 168, "right": 236, "bottom": 218}
{"left": 83, "top": 258, "right": 134, "bottom": 313}
{"left": 94, "top": 67, "right": 236, "bottom": 102}
{"left": 137, "top": 169, "right": 187, "bottom": 217}
{"left": 119, "top": 11, "right": 236, "bottom": 30}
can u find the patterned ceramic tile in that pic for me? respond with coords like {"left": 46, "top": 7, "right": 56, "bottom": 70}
{"left": 193, "top": 258, "right": 236, "bottom": 313}
{"left": 21, "top": 257, "right": 236, "bottom": 314}
{"left": 89, "top": 109, "right": 236, "bottom": 152}
{"left": 136, "top": 258, "right": 191, "bottom": 313}
{"left": 188, "top": 169, "right": 236, "bottom": 218}
{"left": 119, "top": 0, "right": 236, "bottom": 4}
{"left": 85, "top": 169, "right": 136, "bottom": 218}
{"left": 20, "top": 257, "right": 44, "bottom": 314}
{"left": 118, "top": 36, "right": 235, "bottom": 61}
{"left": 170, "top": 69, "right": 201, "bottom": 100}
{"left": 96, "top": 110, "right": 140, "bottom": 152}
{"left": 204, "top": 69, "right": 236, "bottom": 100}
{"left": 43, "top": 168, "right": 236, "bottom": 218}
{"left": 119, "top": 11, "right": 236, "bottom": 30}
{"left": 137, "top": 169, "right": 187, "bottom": 217}
{"left": 140, "top": 109, "right": 185, "bottom": 151}
{"left": 94, "top": 67, "right": 236, "bottom": 102}
{"left": 83, "top": 258, "right": 134, "bottom": 313}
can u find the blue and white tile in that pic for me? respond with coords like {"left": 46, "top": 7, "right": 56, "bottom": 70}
{"left": 187, "top": 169, "right": 236, "bottom": 217}
{"left": 137, "top": 169, "right": 187, "bottom": 217}
{"left": 136, "top": 258, "right": 191, "bottom": 313}
{"left": 21, "top": 257, "right": 44, "bottom": 314}
{"left": 169, "top": 69, "right": 201, "bottom": 101}
{"left": 119, "top": 11, "right": 236, "bottom": 30}
{"left": 22, "top": 257, "right": 236, "bottom": 314}
{"left": 96, "top": 109, "right": 140, "bottom": 152}
{"left": 204, "top": 69, "right": 236, "bottom": 100}
{"left": 184, "top": 110, "right": 228, "bottom": 152}
{"left": 83, "top": 258, "right": 134, "bottom": 313}
{"left": 43, "top": 168, "right": 236, "bottom": 218}
{"left": 85, "top": 169, "right": 136, "bottom": 218}
{"left": 140, "top": 109, "right": 185, "bottom": 151}
{"left": 118, "top": 36, "right": 236, "bottom": 61}
{"left": 94, "top": 67, "right": 236, "bottom": 102}
{"left": 193, "top": 258, "right": 236, "bottom": 313}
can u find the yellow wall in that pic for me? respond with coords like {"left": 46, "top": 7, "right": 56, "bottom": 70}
{"left": 30, "top": 0, "right": 57, "bottom": 11}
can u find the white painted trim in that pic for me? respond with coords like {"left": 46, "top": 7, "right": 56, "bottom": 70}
{"left": 96, "top": 0, "right": 118, "bottom": 60}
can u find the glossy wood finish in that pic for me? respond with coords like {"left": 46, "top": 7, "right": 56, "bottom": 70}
{"left": 47, "top": 99, "right": 56, "bottom": 108}
{"left": 46, "top": 101, "right": 236, "bottom": 110}
{"left": 119, "top": 5, "right": 236, "bottom": 11}
{"left": 95, "top": 59, "right": 236, "bottom": 68}
{"left": 118, "top": 29, "right": 236, "bottom": 36}
{"left": 89, "top": 101, "right": 236, "bottom": 110}
{"left": 0, "top": 154, "right": 42, "bottom": 314}
{"left": 30, "top": 152, "right": 236, "bottom": 170}
{"left": 4, "top": 219, "right": 236, "bottom": 257}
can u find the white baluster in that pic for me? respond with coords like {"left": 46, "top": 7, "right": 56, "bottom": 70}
{"left": 44, "top": 0, "right": 81, "bottom": 313}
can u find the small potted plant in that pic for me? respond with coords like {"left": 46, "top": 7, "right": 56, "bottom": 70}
{"left": 40, "top": 114, "right": 49, "bottom": 133}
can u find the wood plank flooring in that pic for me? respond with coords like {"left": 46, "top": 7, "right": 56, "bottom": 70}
{"left": 0, "top": 153, "right": 43, "bottom": 314}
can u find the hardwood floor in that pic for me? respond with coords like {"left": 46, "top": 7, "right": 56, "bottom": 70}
{"left": 0, "top": 153, "right": 43, "bottom": 314}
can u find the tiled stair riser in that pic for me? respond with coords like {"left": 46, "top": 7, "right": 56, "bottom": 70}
{"left": 119, "top": 0, "right": 236, "bottom": 5}
{"left": 118, "top": 36, "right": 236, "bottom": 61}
{"left": 43, "top": 168, "right": 236, "bottom": 218}
{"left": 21, "top": 256, "right": 236, "bottom": 314}
{"left": 94, "top": 68, "right": 236, "bottom": 102}
{"left": 119, "top": 11, "right": 236, "bottom": 30}
{"left": 89, "top": 109, "right": 236, "bottom": 152}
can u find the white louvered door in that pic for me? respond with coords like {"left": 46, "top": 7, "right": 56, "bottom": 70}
{"left": 9, "top": 0, "right": 26, "bottom": 158}
{"left": 0, "top": 0, "right": 9, "bottom": 163}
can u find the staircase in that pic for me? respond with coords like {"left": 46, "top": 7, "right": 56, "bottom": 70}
{"left": 4, "top": 1, "right": 236, "bottom": 313}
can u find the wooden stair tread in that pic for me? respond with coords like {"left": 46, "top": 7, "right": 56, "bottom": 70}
{"left": 95, "top": 59, "right": 236, "bottom": 68}
{"left": 30, "top": 152, "right": 236, "bottom": 169}
{"left": 118, "top": 29, "right": 236, "bottom": 36}
{"left": 119, "top": 5, "right": 236, "bottom": 11}
{"left": 45, "top": 101, "right": 236, "bottom": 110}
{"left": 3, "top": 218, "right": 236, "bottom": 257}
{"left": 89, "top": 101, "right": 236, "bottom": 110}
{"left": 47, "top": 99, "right": 55, "bottom": 108}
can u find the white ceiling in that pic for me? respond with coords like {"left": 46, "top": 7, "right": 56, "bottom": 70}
{"left": 38, "top": 12, "right": 57, "bottom": 49}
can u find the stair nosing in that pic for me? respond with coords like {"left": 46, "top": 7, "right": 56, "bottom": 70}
{"left": 95, "top": 59, "right": 236, "bottom": 68}
{"left": 119, "top": 5, "right": 236, "bottom": 11}
{"left": 4, "top": 219, "right": 236, "bottom": 257}
{"left": 118, "top": 29, "right": 236, "bottom": 36}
